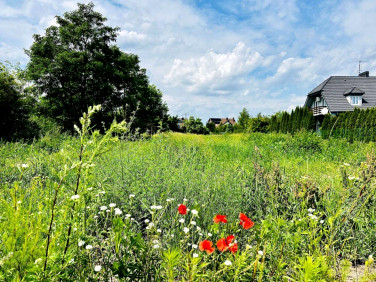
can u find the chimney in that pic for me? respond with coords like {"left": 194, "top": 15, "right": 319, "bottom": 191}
{"left": 359, "top": 71, "right": 369, "bottom": 77}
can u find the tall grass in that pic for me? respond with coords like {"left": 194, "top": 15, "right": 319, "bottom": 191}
{"left": 1, "top": 115, "right": 376, "bottom": 280}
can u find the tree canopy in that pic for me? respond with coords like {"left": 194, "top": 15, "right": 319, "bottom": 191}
{"left": 26, "top": 2, "right": 167, "bottom": 132}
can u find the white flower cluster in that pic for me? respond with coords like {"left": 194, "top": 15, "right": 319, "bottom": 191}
{"left": 71, "top": 194, "right": 80, "bottom": 200}
{"left": 114, "top": 208, "right": 122, "bottom": 215}
{"left": 150, "top": 205, "right": 163, "bottom": 210}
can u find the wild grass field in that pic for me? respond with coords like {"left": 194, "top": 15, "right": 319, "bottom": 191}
{"left": 1, "top": 111, "right": 376, "bottom": 281}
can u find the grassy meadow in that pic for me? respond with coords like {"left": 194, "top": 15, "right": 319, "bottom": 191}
{"left": 1, "top": 114, "right": 376, "bottom": 280}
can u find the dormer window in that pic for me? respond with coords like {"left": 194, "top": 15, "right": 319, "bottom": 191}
{"left": 343, "top": 87, "right": 364, "bottom": 106}
{"left": 351, "top": 96, "right": 359, "bottom": 105}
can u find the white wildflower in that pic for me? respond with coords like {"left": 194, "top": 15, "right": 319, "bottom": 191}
{"left": 320, "top": 220, "right": 324, "bottom": 224}
{"left": 21, "top": 164, "right": 28, "bottom": 168}
{"left": 193, "top": 253, "right": 199, "bottom": 258}
{"left": 183, "top": 198, "right": 187, "bottom": 202}
{"left": 199, "top": 233, "right": 203, "bottom": 236}
{"left": 94, "top": 265, "right": 102, "bottom": 272}
{"left": 34, "top": 258, "right": 42, "bottom": 264}
{"left": 166, "top": 198, "right": 172, "bottom": 202}
{"left": 87, "top": 187, "right": 93, "bottom": 191}
{"left": 71, "top": 195, "right": 80, "bottom": 200}
{"left": 343, "top": 163, "right": 350, "bottom": 166}
{"left": 69, "top": 258, "right": 75, "bottom": 263}
{"left": 191, "top": 221, "right": 196, "bottom": 225}
{"left": 129, "top": 194, "right": 135, "bottom": 198}
{"left": 106, "top": 209, "right": 110, "bottom": 213}
{"left": 94, "top": 215, "right": 98, "bottom": 219}
{"left": 73, "top": 228, "right": 77, "bottom": 231}
{"left": 224, "top": 260, "right": 232, "bottom": 266}
{"left": 183, "top": 227, "right": 189, "bottom": 233}
{"left": 348, "top": 176, "right": 355, "bottom": 180}
{"left": 125, "top": 214, "right": 131, "bottom": 218}
{"left": 208, "top": 233, "right": 212, "bottom": 237}
{"left": 148, "top": 223, "right": 155, "bottom": 228}
{"left": 307, "top": 208, "right": 315, "bottom": 213}
{"left": 150, "top": 205, "right": 157, "bottom": 209}
{"left": 258, "top": 250, "right": 264, "bottom": 256}
{"left": 145, "top": 219, "right": 150, "bottom": 223}
{"left": 191, "top": 209, "right": 198, "bottom": 215}
{"left": 109, "top": 203, "right": 116, "bottom": 208}
{"left": 192, "top": 244, "right": 198, "bottom": 249}
{"left": 156, "top": 205, "right": 163, "bottom": 210}
{"left": 179, "top": 218, "right": 185, "bottom": 223}
{"left": 78, "top": 240, "right": 85, "bottom": 247}
{"left": 153, "top": 244, "right": 160, "bottom": 249}
{"left": 100, "top": 191, "right": 105, "bottom": 194}
{"left": 157, "top": 229, "right": 162, "bottom": 233}
{"left": 114, "top": 208, "right": 122, "bottom": 215}
{"left": 196, "top": 226, "right": 201, "bottom": 231}
{"left": 171, "top": 234, "right": 174, "bottom": 237}
{"left": 100, "top": 206, "right": 107, "bottom": 211}
{"left": 85, "top": 245, "right": 93, "bottom": 250}
{"left": 17, "top": 200, "right": 22, "bottom": 204}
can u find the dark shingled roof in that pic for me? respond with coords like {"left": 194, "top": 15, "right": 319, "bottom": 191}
{"left": 305, "top": 76, "right": 376, "bottom": 112}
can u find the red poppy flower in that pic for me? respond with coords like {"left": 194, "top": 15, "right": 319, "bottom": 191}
{"left": 229, "top": 243, "right": 238, "bottom": 253}
{"left": 199, "top": 240, "right": 215, "bottom": 254}
{"left": 216, "top": 235, "right": 236, "bottom": 252}
{"left": 178, "top": 204, "right": 187, "bottom": 215}
{"left": 213, "top": 214, "right": 227, "bottom": 223}
{"left": 239, "top": 213, "right": 254, "bottom": 229}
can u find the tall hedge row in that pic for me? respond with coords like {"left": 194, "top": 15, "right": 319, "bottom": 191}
{"left": 269, "top": 106, "right": 315, "bottom": 134}
{"left": 321, "top": 108, "right": 376, "bottom": 142}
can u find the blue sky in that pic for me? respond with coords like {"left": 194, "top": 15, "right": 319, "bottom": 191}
{"left": 1, "top": 0, "right": 376, "bottom": 122}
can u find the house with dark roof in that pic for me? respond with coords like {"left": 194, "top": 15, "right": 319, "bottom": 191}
{"left": 207, "top": 117, "right": 236, "bottom": 127}
{"left": 304, "top": 71, "right": 376, "bottom": 129}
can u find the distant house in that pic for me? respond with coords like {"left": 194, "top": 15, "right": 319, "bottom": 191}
{"left": 304, "top": 71, "right": 376, "bottom": 130}
{"left": 208, "top": 117, "right": 236, "bottom": 127}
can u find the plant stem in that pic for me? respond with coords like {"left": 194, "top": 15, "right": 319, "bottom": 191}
{"left": 44, "top": 177, "right": 65, "bottom": 272}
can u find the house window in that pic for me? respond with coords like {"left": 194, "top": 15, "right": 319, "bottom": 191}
{"left": 351, "top": 96, "right": 359, "bottom": 105}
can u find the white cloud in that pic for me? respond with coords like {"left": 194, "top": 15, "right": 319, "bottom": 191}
{"left": 164, "top": 42, "right": 264, "bottom": 94}
{"left": 118, "top": 30, "right": 147, "bottom": 44}
{"left": 266, "top": 57, "right": 318, "bottom": 86}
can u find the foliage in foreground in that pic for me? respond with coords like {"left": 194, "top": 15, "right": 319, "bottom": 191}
{"left": 1, "top": 112, "right": 376, "bottom": 280}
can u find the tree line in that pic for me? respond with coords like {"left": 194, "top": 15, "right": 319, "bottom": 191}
{"left": 233, "top": 106, "right": 315, "bottom": 134}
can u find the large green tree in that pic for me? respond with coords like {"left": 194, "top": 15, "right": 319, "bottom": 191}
{"left": 26, "top": 2, "right": 167, "bottom": 132}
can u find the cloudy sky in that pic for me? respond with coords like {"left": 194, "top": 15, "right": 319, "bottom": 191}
{"left": 1, "top": 0, "right": 376, "bottom": 121}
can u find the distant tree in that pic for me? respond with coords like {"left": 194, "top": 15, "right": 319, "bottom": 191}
{"left": 237, "top": 108, "right": 250, "bottom": 132}
{"left": 206, "top": 121, "right": 216, "bottom": 133}
{"left": 0, "top": 62, "right": 37, "bottom": 141}
{"left": 249, "top": 113, "right": 270, "bottom": 133}
{"left": 184, "top": 116, "right": 209, "bottom": 134}
{"left": 167, "top": 115, "right": 180, "bottom": 132}
{"left": 26, "top": 2, "right": 167, "bottom": 132}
